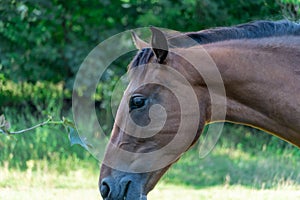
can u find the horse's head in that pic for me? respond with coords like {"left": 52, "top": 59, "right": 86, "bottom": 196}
{"left": 99, "top": 28, "right": 210, "bottom": 200}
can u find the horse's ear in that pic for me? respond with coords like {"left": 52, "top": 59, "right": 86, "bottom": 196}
{"left": 150, "top": 27, "right": 168, "bottom": 64}
{"left": 131, "top": 31, "right": 149, "bottom": 50}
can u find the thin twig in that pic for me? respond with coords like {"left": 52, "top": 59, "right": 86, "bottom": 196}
{"left": 8, "top": 119, "right": 63, "bottom": 135}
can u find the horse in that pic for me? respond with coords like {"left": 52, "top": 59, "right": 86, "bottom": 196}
{"left": 99, "top": 20, "right": 300, "bottom": 200}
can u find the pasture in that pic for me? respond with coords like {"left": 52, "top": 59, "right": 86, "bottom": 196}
{"left": 1, "top": 126, "right": 299, "bottom": 199}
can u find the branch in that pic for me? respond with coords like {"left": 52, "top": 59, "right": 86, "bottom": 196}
{"left": 9, "top": 118, "right": 64, "bottom": 135}
{"left": 0, "top": 115, "right": 64, "bottom": 135}
{"left": 0, "top": 114, "right": 92, "bottom": 150}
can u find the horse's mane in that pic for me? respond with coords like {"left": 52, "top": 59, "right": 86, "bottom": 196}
{"left": 131, "top": 20, "right": 300, "bottom": 68}
{"left": 168, "top": 20, "right": 300, "bottom": 47}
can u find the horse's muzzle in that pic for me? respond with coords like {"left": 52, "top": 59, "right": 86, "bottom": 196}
{"left": 99, "top": 171, "right": 147, "bottom": 200}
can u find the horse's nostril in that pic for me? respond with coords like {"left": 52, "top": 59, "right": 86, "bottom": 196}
{"left": 100, "top": 181, "right": 110, "bottom": 198}
{"left": 99, "top": 177, "right": 133, "bottom": 199}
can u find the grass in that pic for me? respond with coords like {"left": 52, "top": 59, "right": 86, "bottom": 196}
{"left": 0, "top": 188, "right": 99, "bottom": 200}
{"left": 1, "top": 185, "right": 300, "bottom": 200}
{"left": 149, "top": 184, "right": 300, "bottom": 200}
{"left": 0, "top": 139, "right": 299, "bottom": 200}
{"left": 163, "top": 144, "right": 300, "bottom": 189}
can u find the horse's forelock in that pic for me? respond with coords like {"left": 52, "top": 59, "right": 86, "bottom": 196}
{"left": 130, "top": 48, "right": 154, "bottom": 70}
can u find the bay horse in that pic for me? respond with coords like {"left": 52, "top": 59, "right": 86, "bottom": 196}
{"left": 99, "top": 20, "right": 300, "bottom": 200}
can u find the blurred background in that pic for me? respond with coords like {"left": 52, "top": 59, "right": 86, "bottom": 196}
{"left": 0, "top": 0, "right": 300, "bottom": 199}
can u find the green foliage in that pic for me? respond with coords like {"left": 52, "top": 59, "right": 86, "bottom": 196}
{"left": 0, "top": 0, "right": 283, "bottom": 88}
{"left": 0, "top": 0, "right": 113, "bottom": 86}
{"left": 279, "top": 0, "right": 300, "bottom": 20}
{"left": 133, "top": 0, "right": 281, "bottom": 30}
{"left": 0, "top": 76, "right": 66, "bottom": 115}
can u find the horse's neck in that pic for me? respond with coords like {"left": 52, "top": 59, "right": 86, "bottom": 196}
{"left": 203, "top": 37, "right": 300, "bottom": 147}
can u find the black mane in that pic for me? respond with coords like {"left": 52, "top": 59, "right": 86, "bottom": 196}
{"left": 169, "top": 20, "right": 300, "bottom": 47}
{"left": 131, "top": 20, "right": 300, "bottom": 68}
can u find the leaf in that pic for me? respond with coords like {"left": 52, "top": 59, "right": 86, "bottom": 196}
{"left": 62, "top": 117, "right": 76, "bottom": 129}
{"left": 68, "top": 127, "right": 93, "bottom": 150}
{"left": 0, "top": 114, "right": 11, "bottom": 135}
{"left": 0, "top": 115, "right": 5, "bottom": 126}
{"left": 0, "top": 129, "right": 6, "bottom": 135}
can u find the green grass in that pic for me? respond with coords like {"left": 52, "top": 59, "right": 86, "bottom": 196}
{"left": 1, "top": 185, "right": 300, "bottom": 200}
{"left": 0, "top": 188, "right": 99, "bottom": 200}
{"left": 163, "top": 143, "right": 300, "bottom": 189}
{"left": 0, "top": 140, "right": 299, "bottom": 200}
{"left": 149, "top": 184, "right": 300, "bottom": 200}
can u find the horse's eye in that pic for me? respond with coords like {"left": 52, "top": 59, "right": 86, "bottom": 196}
{"left": 129, "top": 95, "right": 146, "bottom": 111}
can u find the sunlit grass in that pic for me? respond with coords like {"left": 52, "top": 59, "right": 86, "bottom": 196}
{"left": 149, "top": 184, "right": 300, "bottom": 200}
{"left": 1, "top": 183, "right": 299, "bottom": 200}
{"left": 0, "top": 142, "right": 299, "bottom": 200}
{"left": 0, "top": 163, "right": 101, "bottom": 200}
{"left": 0, "top": 161, "right": 98, "bottom": 189}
